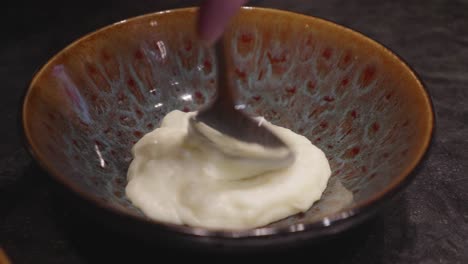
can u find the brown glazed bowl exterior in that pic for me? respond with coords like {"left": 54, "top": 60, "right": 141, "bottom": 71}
{"left": 22, "top": 7, "right": 434, "bottom": 248}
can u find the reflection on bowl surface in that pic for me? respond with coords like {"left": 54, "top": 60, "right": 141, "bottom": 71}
{"left": 22, "top": 7, "right": 433, "bottom": 242}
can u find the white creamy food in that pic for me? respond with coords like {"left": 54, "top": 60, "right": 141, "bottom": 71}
{"left": 126, "top": 110, "right": 331, "bottom": 230}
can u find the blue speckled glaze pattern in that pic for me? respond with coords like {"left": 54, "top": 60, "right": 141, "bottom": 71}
{"left": 25, "top": 9, "right": 430, "bottom": 228}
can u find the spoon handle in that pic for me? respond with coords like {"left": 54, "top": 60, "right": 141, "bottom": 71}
{"left": 214, "top": 39, "right": 237, "bottom": 107}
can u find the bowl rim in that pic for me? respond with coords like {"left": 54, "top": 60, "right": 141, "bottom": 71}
{"left": 21, "top": 6, "right": 435, "bottom": 238}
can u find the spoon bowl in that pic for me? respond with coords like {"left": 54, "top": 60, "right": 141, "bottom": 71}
{"left": 189, "top": 40, "right": 295, "bottom": 171}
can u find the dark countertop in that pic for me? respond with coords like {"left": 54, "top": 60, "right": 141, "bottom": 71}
{"left": 1, "top": 0, "right": 467, "bottom": 263}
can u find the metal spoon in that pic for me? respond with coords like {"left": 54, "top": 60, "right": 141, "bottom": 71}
{"left": 189, "top": 38, "right": 295, "bottom": 171}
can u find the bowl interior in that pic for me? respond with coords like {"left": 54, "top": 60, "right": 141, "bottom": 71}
{"left": 23, "top": 8, "right": 433, "bottom": 232}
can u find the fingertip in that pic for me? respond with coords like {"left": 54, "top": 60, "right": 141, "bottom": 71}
{"left": 198, "top": 0, "right": 249, "bottom": 45}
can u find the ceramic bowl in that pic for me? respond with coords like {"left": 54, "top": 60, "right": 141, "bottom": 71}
{"left": 22, "top": 7, "right": 434, "bottom": 248}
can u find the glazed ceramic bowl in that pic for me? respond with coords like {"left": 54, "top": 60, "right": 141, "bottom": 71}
{"left": 22, "top": 7, "right": 434, "bottom": 248}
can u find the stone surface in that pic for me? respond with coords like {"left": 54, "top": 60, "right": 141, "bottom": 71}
{"left": 1, "top": 0, "right": 467, "bottom": 263}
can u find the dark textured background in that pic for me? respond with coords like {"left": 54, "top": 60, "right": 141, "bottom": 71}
{"left": 1, "top": 0, "right": 467, "bottom": 263}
